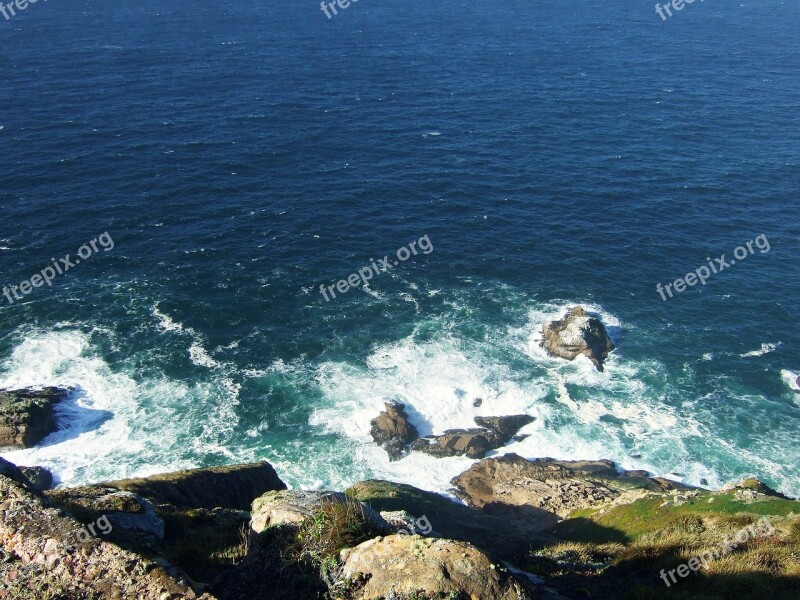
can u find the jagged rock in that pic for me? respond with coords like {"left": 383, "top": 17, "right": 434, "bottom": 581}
{"left": 101, "top": 461, "right": 287, "bottom": 511}
{"left": 347, "top": 480, "right": 558, "bottom": 560}
{"left": 0, "top": 457, "right": 41, "bottom": 495}
{"left": 409, "top": 415, "right": 533, "bottom": 459}
{"left": 250, "top": 490, "right": 389, "bottom": 534}
{"left": 451, "top": 454, "right": 689, "bottom": 519}
{"left": 722, "top": 478, "right": 793, "bottom": 501}
{"left": 474, "top": 414, "right": 535, "bottom": 441}
{"left": 411, "top": 428, "right": 504, "bottom": 459}
{"left": 339, "top": 535, "right": 533, "bottom": 600}
{"left": 47, "top": 486, "right": 166, "bottom": 539}
{"left": 0, "top": 387, "right": 70, "bottom": 448}
{"left": 369, "top": 400, "right": 418, "bottom": 460}
{"left": 541, "top": 306, "right": 615, "bottom": 371}
{"left": 19, "top": 466, "right": 54, "bottom": 491}
{"left": 473, "top": 397, "right": 483, "bottom": 407}
{"left": 0, "top": 468, "right": 214, "bottom": 599}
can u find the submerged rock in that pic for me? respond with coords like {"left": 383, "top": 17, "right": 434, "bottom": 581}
{"left": 369, "top": 400, "right": 418, "bottom": 460}
{"left": 0, "top": 387, "right": 70, "bottom": 448}
{"left": 541, "top": 306, "right": 615, "bottom": 371}
{"left": 339, "top": 535, "right": 533, "bottom": 600}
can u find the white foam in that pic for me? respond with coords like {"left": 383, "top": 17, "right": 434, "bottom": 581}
{"left": 0, "top": 328, "right": 243, "bottom": 487}
{"left": 781, "top": 370, "right": 800, "bottom": 392}
{"left": 153, "top": 304, "right": 223, "bottom": 369}
{"left": 153, "top": 305, "right": 185, "bottom": 333}
{"left": 740, "top": 342, "right": 781, "bottom": 358}
{"left": 309, "top": 333, "right": 546, "bottom": 493}
{"left": 306, "top": 299, "right": 728, "bottom": 496}
{"left": 189, "top": 341, "right": 222, "bottom": 369}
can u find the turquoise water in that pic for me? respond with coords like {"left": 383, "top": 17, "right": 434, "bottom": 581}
{"left": 0, "top": 0, "right": 799, "bottom": 496}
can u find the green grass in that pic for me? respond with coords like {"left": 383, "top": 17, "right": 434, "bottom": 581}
{"left": 532, "top": 490, "right": 800, "bottom": 600}
{"left": 553, "top": 492, "right": 800, "bottom": 544}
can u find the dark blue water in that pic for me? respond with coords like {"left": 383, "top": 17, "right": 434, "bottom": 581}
{"left": 1, "top": 0, "right": 799, "bottom": 495}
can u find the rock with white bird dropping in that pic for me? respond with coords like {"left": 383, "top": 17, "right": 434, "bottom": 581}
{"left": 541, "top": 306, "right": 615, "bottom": 371}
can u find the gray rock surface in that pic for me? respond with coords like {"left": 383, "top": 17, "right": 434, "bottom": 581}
{"left": 541, "top": 306, "right": 615, "bottom": 371}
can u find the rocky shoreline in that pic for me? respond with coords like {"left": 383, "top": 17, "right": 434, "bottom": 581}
{"left": 1, "top": 308, "right": 799, "bottom": 599}
{"left": 2, "top": 448, "right": 799, "bottom": 599}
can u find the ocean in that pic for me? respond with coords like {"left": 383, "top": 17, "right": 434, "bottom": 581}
{"left": 1, "top": 0, "right": 799, "bottom": 497}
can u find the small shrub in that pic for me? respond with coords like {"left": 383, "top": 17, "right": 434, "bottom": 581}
{"left": 292, "top": 499, "right": 383, "bottom": 568}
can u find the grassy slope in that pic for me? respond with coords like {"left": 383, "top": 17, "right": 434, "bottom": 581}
{"left": 535, "top": 490, "right": 800, "bottom": 600}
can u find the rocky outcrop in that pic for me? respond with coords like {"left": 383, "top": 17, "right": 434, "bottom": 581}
{"left": 0, "top": 466, "right": 214, "bottom": 599}
{"left": 103, "top": 461, "right": 287, "bottom": 511}
{"left": 474, "top": 414, "right": 535, "bottom": 441}
{"left": 411, "top": 428, "right": 503, "bottom": 459}
{"left": 19, "top": 466, "right": 54, "bottom": 491}
{"left": 47, "top": 486, "right": 166, "bottom": 539}
{"left": 722, "top": 478, "right": 794, "bottom": 502}
{"left": 0, "top": 457, "right": 41, "bottom": 495}
{"left": 369, "top": 400, "right": 418, "bottom": 460}
{"left": 0, "top": 387, "right": 70, "bottom": 448}
{"left": 5, "top": 450, "right": 797, "bottom": 600}
{"left": 346, "top": 479, "right": 558, "bottom": 559}
{"left": 339, "top": 535, "right": 533, "bottom": 600}
{"left": 451, "top": 454, "right": 688, "bottom": 519}
{"left": 250, "top": 490, "right": 389, "bottom": 534}
{"left": 411, "top": 414, "right": 534, "bottom": 459}
{"left": 541, "top": 306, "right": 615, "bottom": 371}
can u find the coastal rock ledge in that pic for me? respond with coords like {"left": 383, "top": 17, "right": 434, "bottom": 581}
{"left": 541, "top": 306, "right": 615, "bottom": 371}
{"left": 0, "top": 387, "right": 70, "bottom": 448}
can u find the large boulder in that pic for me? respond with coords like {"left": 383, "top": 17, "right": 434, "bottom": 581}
{"left": 369, "top": 400, "right": 418, "bottom": 461}
{"left": 452, "top": 454, "right": 691, "bottom": 520}
{"left": 339, "top": 535, "right": 533, "bottom": 600}
{"left": 0, "top": 387, "right": 70, "bottom": 448}
{"left": 250, "top": 490, "right": 389, "bottom": 534}
{"left": 102, "top": 461, "right": 287, "bottom": 511}
{"left": 541, "top": 306, "right": 615, "bottom": 371}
